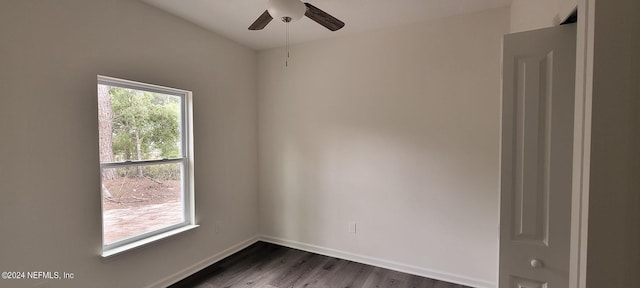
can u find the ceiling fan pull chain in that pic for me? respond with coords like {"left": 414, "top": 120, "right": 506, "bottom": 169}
{"left": 286, "top": 20, "right": 290, "bottom": 67}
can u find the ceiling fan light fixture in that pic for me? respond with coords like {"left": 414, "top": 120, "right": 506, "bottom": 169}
{"left": 267, "top": 0, "right": 306, "bottom": 22}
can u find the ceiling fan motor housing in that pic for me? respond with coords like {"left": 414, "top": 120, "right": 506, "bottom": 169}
{"left": 267, "top": 0, "right": 306, "bottom": 22}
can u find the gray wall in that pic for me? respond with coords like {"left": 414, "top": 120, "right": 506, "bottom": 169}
{"left": 0, "top": 1, "right": 258, "bottom": 287}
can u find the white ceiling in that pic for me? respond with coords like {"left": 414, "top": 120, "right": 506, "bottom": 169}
{"left": 141, "top": 0, "right": 511, "bottom": 50}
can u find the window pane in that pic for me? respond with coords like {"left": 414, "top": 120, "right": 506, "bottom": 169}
{"left": 98, "top": 84, "right": 182, "bottom": 162}
{"left": 101, "top": 163, "right": 184, "bottom": 245}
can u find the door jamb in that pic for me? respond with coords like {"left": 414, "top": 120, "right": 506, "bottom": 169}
{"left": 569, "top": 0, "right": 594, "bottom": 287}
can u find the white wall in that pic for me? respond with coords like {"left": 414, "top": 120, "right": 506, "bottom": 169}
{"left": 0, "top": 1, "right": 258, "bottom": 287}
{"left": 258, "top": 8, "right": 509, "bottom": 287}
{"left": 585, "top": 0, "right": 640, "bottom": 286}
{"left": 510, "top": 0, "right": 559, "bottom": 33}
{"left": 510, "top": 0, "right": 578, "bottom": 33}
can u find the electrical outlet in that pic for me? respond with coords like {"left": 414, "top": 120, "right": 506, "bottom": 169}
{"left": 348, "top": 222, "right": 357, "bottom": 234}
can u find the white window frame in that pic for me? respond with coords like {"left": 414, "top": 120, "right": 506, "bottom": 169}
{"left": 98, "top": 75, "right": 196, "bottom": 257}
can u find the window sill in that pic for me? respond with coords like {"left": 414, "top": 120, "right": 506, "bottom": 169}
{"left": 101, "top": 224, "right": 199, "bottom": 258}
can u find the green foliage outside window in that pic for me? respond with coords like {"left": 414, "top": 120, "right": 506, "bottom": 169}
{"left": 109, "top": 87, "right": 181, "bottom": 180}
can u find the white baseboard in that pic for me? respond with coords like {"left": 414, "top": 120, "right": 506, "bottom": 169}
{"left": 146, "top": 236, "right": 259, "bottom": 288}
{"left": 259, "top": 235, "right": 496, "bottom": 288}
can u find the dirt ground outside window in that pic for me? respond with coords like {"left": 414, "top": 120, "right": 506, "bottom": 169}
{"left": 102, "top": 178, "right": 183, "bottom": 244}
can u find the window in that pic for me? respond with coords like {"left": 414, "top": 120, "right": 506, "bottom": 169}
{"left": 97, "top": 76, "right": 195, "bottom": 256}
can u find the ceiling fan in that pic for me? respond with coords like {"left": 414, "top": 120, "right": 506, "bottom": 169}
{"left": 249, "top": 0, "right": 345, "bottom": 31}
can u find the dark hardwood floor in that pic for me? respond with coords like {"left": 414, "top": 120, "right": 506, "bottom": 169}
{"left": 169, "top": 241, "right": 470, "bottom": 288}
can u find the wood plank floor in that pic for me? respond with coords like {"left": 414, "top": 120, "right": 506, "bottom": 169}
{"left": 169, "top": 241, "right": 470, "bottom": 288}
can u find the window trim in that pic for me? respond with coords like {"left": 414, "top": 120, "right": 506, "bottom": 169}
{"left": 97, "top": 75, "right": 196, "bottom": 257}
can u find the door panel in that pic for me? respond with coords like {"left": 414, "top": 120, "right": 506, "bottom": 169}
{"left": 500, "top": 24, "right": 576, "bottom": 288}
{"left": 512, "top": 52, "right": 553, "bottom": 246}
{"left": 510, "top": 276, "right": 548, "bottom": 288}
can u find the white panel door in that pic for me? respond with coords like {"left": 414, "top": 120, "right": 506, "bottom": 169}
{"left": 499, "top": 24, "right": 576, "bottom": 288}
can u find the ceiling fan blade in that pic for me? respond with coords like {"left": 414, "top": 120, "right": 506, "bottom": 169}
{"left": 304, "top": 3, "right": 345, "bottom": 31}
{"left": 249, "top": 10, "right": 273, "bottom": 30}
